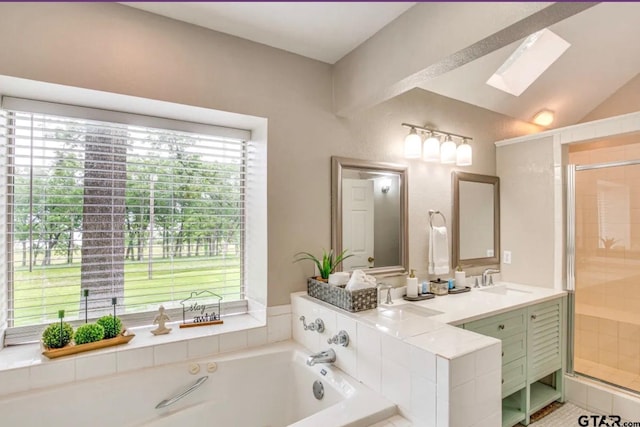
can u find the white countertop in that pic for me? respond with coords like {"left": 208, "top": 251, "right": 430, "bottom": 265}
{"left": 411, "top": 281, "right": 566, "bottom": 325}
{"left": 299, "top": 281, "right": 566, "bottom": 360}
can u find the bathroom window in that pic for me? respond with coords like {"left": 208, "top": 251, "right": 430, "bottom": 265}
{"left": 0, "top": 98, "right": 251, "bottom": 343}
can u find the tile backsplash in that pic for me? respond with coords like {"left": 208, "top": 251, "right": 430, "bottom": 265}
{"left": 291, "top": 293, "right": 501, "bottom": 427}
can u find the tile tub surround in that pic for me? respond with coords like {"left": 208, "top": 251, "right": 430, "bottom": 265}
{"left": 0, "top": 341, "right": 396, "bottom": 427}
{"left": 293, "top": 283, "right": 566, "bottom": 427}
{"left": 0, "top": 305, "right": 292, "bottom": 398}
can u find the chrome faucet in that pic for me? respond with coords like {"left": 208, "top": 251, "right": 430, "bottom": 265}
{"left": 482, "top": 268, "right": 500, "bottom": 286}
{"left": 306, "top": 348, "right": 336, "bottom": 366}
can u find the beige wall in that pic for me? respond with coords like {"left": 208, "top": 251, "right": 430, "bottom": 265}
{"left": 497, "top": 136, "right": 556, "bottom": 286}
{"left": 581, "top": 73, "right": 640, "bottom": 122}
{"left": 0, "top": 3, "right": 540, "bottom": 305}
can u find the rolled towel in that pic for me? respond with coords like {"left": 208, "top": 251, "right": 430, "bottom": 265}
{"left": 328, "top": 272, "right": 350, "bottom": 286}
{"left": 345, "top": 269, "right": 377, "bottom": 291}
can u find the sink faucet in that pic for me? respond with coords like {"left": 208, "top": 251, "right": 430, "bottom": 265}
{"left": 306, "top": 349, "right": 336, "bottom": 366}
{"left": 482, "top": 268, "right": 500, "bottom": 286}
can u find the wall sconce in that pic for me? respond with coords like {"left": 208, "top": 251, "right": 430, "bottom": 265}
{"left": 401, "top": 123, "right": 473, "bottom": 166}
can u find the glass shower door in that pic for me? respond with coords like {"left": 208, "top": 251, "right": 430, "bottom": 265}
{"left": 571, "top": 160, "right": 640, "bottom": 393}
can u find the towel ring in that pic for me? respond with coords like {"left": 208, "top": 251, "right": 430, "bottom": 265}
{"left": 428, "top": 210, "right": 446, "bottom": 228}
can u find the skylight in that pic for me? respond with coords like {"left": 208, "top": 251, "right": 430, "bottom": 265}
{"left": 486, "top": 28, "right": 571, "bottom": 96}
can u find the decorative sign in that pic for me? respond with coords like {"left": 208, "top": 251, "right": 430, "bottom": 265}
{"left": 179, "top": 290, "right": 224, "bottom": 328}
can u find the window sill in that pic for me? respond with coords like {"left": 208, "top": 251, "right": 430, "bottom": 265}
{"left": 0, "top": 313, "right": 264, "bottom": 372}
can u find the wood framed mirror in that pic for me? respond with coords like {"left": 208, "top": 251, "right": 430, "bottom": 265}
{"left": 331, "top": 156, "right": 408, "bottom": 276}
{"left": 452, "top": 171, "right": 500, "bottom": 269}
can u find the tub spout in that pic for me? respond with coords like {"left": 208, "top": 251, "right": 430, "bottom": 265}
{"left": 306, "top": 349, "right": 336, "bottom": 366}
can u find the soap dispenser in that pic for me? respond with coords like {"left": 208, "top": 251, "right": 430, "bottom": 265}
{"left": 406, "top": 269, "right": 418, "bottom": 298}
{"left": 454, "top": 265, "right": 466, "bottom": 288}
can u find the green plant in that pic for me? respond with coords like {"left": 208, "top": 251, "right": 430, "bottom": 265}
{"left": 74, "top": 323, "right": 105, "bottom": 345}
{"left": 96, "top": 315, "right": 122, "bottom": 339}
{"left": 42, "top": 322, "right": 74, "bottom": 349}
{"left": 293, "top": 249, "right": 353, "bottom": 280}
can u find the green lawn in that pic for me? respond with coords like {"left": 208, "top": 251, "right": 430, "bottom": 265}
{"left": 13, "top": 255, "right": 241, "bottom": 326}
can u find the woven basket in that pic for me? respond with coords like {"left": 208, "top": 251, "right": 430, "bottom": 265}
{"left": 307, "top": 277, "right": 377, "bottom": 312}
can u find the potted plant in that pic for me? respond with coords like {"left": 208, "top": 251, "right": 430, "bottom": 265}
{"left": 293, "top": 249, "right": 353, "bottom": 282}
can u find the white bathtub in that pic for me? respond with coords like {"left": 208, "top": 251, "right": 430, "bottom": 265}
{"left": 1, "top": 341, "right": 395, "bottom": 427}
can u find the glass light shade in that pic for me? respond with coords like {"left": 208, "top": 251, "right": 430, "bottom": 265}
{"left": 440, "top": 136, "right": 457, "bottom": 164}
{"left": 422, "top": 135, "right": 440, "bottom": 162}
{"left": 404, "top": 128, "right": 422, "bottom": 158}
{"left": 456, "top": 141, "right": 472, "bottom": 166}
{"left": 532, "top": 109, "right": 554, "bottom": 127}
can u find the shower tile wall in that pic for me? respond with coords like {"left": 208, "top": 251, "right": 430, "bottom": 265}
{"left": 570, "top": 140, "right": 640, "bottom": 393}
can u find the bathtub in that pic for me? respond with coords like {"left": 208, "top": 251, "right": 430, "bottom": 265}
{"left": 0, "top": 341, "right": 395, "bottom": 427}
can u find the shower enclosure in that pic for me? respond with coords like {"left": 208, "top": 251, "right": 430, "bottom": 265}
{"left": 568, "top": 146, "right": 640, "bottom": 394}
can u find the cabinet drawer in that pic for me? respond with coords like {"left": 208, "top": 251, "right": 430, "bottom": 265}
{"left": 502, "top": 357, "right": 526, "bottom": 399}
{"left": 466, "top": 309, "right": 526, "bottom": 340}
{"left": 502, "top": 332, "right": 526, "bottom": 365}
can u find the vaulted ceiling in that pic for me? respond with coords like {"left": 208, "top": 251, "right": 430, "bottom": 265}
{"left": 121, "top": 2, "right": 640, "bottom": 129}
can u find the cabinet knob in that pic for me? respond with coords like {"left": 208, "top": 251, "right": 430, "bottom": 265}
{"left": 368, "top": 257, "right": 375, "bottom": 263}
{"left": 531, "top": 314, "right": 537, "bottom": 320}
{"left": 498, "top": 324, "right": 505, "bottom": 330}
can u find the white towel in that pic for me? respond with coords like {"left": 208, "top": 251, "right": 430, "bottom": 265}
{"left": 345, "top": 269, "right": 377, "bottom": 291}
{"left": 429, "top": 225, "right": 450, "bottom": 275}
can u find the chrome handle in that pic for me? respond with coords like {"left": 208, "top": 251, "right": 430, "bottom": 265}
{"left": 155, "top": 376, "right": 208, "bottom": 409}
{"left": 498, "top": 324, "right": 505, "bottom": 330}
{"left": 327, "top": 330, "right": 350, "bottom": 347}
{"left": 299, "top": 316, "right": 325, "bottom": 333}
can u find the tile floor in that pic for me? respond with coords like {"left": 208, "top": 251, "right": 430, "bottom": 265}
{"left": 525, "top": 402, "right": 633, "bottom": 426}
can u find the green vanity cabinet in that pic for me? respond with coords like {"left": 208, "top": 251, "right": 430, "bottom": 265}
{"left": 463, "top": 295, "right": 566, "bottom": 427}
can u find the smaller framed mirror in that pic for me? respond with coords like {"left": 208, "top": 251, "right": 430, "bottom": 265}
{"left": 452, "top": 171, "right": 500, "bottom": 269}
{"left": 332, "top": 157, "right": 408, "bottom": 276}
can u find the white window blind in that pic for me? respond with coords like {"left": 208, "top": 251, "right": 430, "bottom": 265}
{"left": 2, "top": 101, "right": 249, "bottom": 343}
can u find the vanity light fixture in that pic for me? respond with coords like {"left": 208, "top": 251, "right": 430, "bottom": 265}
{"left": 440, "top": 135, "right": 457, "bottom": 164}
{"left": 423, "top": 133, "right": 441, "bottom": 162}
{"left": 456, "top": 138, "right": 472, "bottom": 166}
{"left": 403, "top": 127, "right": 422, "bottom": 158}
{"left": 401, "top": 123, "right": 473, "bottom": 166}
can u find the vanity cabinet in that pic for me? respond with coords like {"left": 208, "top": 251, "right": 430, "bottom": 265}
{"left": 463, "top": 296, "right": 565, "bottom": 427}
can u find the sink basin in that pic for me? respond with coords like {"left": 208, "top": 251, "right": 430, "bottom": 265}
{"left": 480, "top": 285, "right": 532, "bottom": 295}
{"left": 375, "top": 304, "right": 442, "bottom": 320}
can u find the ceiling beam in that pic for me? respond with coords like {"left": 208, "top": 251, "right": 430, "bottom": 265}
{"left": 333, "top": 2, "right": 599, "bottom": 118}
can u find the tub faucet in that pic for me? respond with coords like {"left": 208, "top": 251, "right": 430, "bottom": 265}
{"left": 482, "top": 268, "right": 500, "bottom": 286}
{"left": 306, "top": 348, "right": 336, "bottom": 366}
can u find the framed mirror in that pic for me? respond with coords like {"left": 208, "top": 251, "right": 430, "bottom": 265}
{"left": 331, "top": 157, "right": 408, "bottom": 276}
{"left": 452, "top": 171, "right": 500, "bottom": 269}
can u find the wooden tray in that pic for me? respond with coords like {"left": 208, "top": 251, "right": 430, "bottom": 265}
{"left": 42, "top": 331, "right": 135, "bottom": 359}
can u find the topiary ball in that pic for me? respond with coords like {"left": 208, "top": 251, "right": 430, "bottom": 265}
{"left": 96, "top": 315, "right": 122, "bottom": 339}
{"left": 74, "top": 323, "right": 105, "bottom": 345}
{"left": 42, "top": 322, "right": 74, "bottom": 349}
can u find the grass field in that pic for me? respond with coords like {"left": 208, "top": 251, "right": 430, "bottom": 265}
{"left": 13, "top": 255, "right": 241, "bottom": 326}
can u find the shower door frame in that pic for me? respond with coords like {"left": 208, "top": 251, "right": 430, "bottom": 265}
{"left": 566, "top": 159, "right": 640, "bottom": 386}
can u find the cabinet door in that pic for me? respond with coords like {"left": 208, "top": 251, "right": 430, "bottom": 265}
{"left": 527, "top": 298, "right": 562, "bottom": 382}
